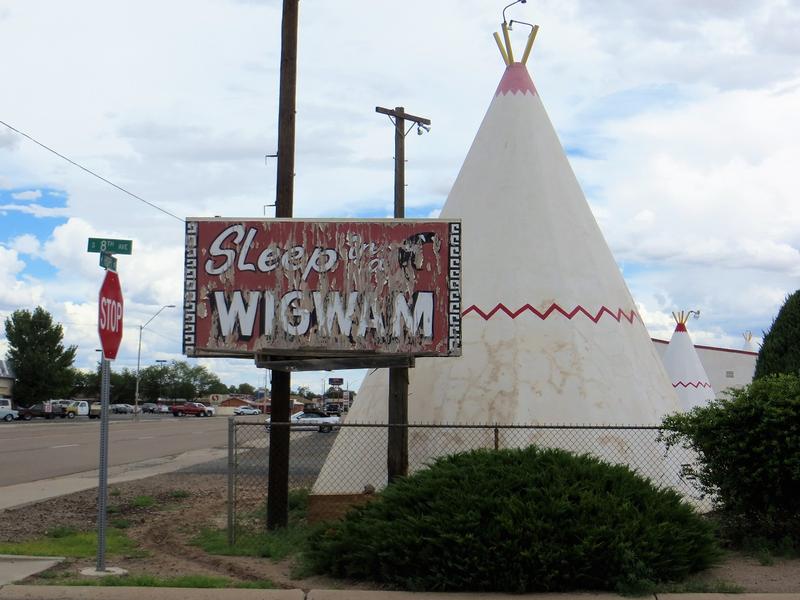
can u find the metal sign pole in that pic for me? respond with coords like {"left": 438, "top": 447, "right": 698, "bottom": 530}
{"left": 96, "top": 357, "right": 111, "bottom": 571}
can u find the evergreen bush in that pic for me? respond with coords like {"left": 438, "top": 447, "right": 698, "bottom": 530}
{"left": 663, "top": 373, "right": 800, "bottom": 544}
{"left": 754, "top": 290, "right": 800, "bottom": 379}
{"left": 308, "top": 446, "right": 718, "bottom": 593}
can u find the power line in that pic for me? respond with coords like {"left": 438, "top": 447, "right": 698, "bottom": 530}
{"left": 0, "top": 119, "right": 184, "bottom": 223}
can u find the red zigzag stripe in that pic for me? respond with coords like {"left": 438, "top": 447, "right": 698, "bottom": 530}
{"left": 673, "top": 381, "right": 712, "bottom": 389}
{"left": 462, "top": 303, "right": 638, "bottom": 324}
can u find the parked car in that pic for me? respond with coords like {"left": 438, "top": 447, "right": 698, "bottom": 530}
{"left": 66, "top": 400, "right": 89, "bottom": 417}
{"left": 324, "top": 403, "right": 343, "bottom": 416}
{"left": 204, "top": 405, "right": 216, "bottom": 416}
{"left": 89, "top": 402, "right": 102, "bottom": 419}
{"left": 112, "top": 403, "right": 134, "bottom": 414}
{"left": 1, "top": 406, "right": 18, "bottom": 422}
{"left": 171, "top": 402, "right": 212, "bottom": 417}
{"left": 265, "top": 411, "right": 340, "bottom": 433}
{"left": 234, "top": 406, "right": 261, "bottom": 416}
{"left": 156, "top": 404, "right": 170, "bottom": 413}
{"left": 141, "top": 403, "right": 159, "bottom": 413}
{"left": 18, "top": 402, "right": 67, "bottom": 420}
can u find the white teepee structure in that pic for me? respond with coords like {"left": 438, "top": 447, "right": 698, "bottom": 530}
{"left": 313, "top": 24, "right": 682, "bottom": 498}
{"left": 662, "top": 311, "right": 715, "bottom": 411}
{"left": 742, "top": 331, "right": 755, "bottom": 352}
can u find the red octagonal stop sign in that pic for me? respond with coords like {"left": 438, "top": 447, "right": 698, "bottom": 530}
{"left": 98, "top": 270, "right": 124, "bottom": 360}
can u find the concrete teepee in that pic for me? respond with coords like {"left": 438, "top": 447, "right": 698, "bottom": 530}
{"left": 313, "top": 22, "right": 680, "bottom": 499}
{"left": 663, "top": 311, "right": 715, "bottom": 411}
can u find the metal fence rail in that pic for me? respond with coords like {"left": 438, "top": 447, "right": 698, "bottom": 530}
{"left": 227, "top": 420, "right": 707, "bottom": 543}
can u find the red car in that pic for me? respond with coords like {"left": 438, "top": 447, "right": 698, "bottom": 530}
{"left": 171, "top": 402, "right": 212, "bottom": 417}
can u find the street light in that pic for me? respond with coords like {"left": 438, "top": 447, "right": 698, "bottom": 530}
{"left": 134, "top": 305, "right": 175, "bottom": 419}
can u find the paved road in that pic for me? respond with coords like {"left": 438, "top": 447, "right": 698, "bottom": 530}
{"left": 0, "top": 415, "right": 262, "bottom": 487}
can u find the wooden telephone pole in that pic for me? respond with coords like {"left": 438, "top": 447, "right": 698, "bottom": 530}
{"left": 267, "top": 0, "right": 299, "bottom": 530}
{"left": 375, "top": 105, "right": 431, "bottom": 483}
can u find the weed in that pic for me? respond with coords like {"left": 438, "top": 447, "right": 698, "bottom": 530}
{"left": 132, "top": 495, "right": 155, "bottom": 508}
{"left": 106, "top": 505, "right": 121, "bottom": 514}
{"left": 169, "top": 490, "right": 190, "bottom": 500}
{"left": 46, "top": 526, "right": 78, "bottom": 539}
{"left": 111, "top": 519, "right": 131, "bottom": 529}
{"left": 110, "top": 488, "right": 121, "bottom": 497}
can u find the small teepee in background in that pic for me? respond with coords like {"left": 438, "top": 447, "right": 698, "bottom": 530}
{"left": 313, "top": 18, "right": 681, "bottom": 499}
{"left": 662, "top": 311, "right": 715, "bottom": 411}
{"left": 742, "top": 331, "right": 755, "bottom": 352}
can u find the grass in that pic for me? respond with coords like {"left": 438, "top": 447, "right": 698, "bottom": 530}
{"left": 169, "top": 489, "right": 191, "bottom": 500}
{"left": 51, "top": 574, "right": 274, "bottom": 588}
{"left": 193, "top": 488, "right": 315, "bottom": 561}
{"left": 131, "top": 495, "right": 155, "bottom": 508}
{"left": 0, "top": 528, "right": 143, "bottom": 558}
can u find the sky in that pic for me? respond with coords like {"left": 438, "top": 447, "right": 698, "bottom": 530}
{"left": 1, "top": 0, "right": 798, "bottom": 393}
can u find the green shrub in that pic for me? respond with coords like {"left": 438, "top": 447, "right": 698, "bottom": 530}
{"left": 754, "top": 290, "right": 800, "bottom": 379}
{"left": 307, "top": 446, "right": 718, "bottom": 593}
{"left": 662, "top": 373, "right": 800, "bottom": 544}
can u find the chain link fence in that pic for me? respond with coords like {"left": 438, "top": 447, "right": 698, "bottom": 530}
{"left": 226, "top": 419, "right": 707, "bottom": 544}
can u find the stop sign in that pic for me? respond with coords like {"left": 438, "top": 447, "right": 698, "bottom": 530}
{"left": 98, "top": 270, "right": 124, "bottom": 360}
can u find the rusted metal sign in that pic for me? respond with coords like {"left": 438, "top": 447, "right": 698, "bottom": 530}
{"left": 183, "top": 218, "right": 461, "bottom": 367}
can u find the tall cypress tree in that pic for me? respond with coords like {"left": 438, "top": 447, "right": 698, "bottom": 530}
{"left": 754, "top": 290, "right": 800, "bottom": 379}
{"left": 4, "top": 307, "right": 77, "bottom": 406}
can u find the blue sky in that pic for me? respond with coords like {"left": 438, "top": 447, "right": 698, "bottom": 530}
{"left": 1, "top": 0, "right": 798, "bottom": 391}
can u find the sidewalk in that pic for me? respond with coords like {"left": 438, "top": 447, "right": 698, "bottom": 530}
{"left": 0, "top": 448, "right": 227, "bottom": 511}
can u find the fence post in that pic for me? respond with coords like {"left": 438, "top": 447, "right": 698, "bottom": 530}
{"left": 494, "top": 424, "right": 499, "bottom": 450}
{"left": 227, "top": 416, "right": 236, "bottom": 546}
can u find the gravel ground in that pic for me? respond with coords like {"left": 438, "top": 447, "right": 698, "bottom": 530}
{"left": 1, "top": 468, "right": 799, "bottom": 592}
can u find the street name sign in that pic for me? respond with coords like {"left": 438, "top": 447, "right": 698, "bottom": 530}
{"left": 88, "top": 238, "right": 133, "bottom": 255}
{"left": 98, "top": 271, "right": 124, "bottom": 360}
{"left": 99, "top": 251, "right": 117, "bottom": 272}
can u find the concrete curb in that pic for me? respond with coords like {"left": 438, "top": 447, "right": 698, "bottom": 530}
{"left": 2, "top": 590, "right": 800, "bottom": 600}
{"left": 0, "top": 586, "right": 304, "bottom": 599}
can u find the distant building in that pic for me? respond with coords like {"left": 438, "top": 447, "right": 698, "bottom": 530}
{"left": 652, "top": 339, "right": 757, "bottom": 397}
{"left": 0, "top": 360, "right": 14, "bottom": 399}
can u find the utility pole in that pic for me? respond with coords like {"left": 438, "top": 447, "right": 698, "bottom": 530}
{"left": 267, "top": 0, "right": 299, "bottom": 531}
{"left": 375, "top": 105, "right": 431, "bottom": 484}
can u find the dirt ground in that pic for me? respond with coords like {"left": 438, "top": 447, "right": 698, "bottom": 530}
{"left": 2, "top": 471, "right": 799, "bottom": 593}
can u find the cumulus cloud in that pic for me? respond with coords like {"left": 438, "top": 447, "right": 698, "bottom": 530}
{"left": 10, "top": 234, "right": 41, "bottom": 256}
{"left": 0, "top": 246, "right": 44, "bottom": 309}
{"left": 11, "top": 189, "right": 42, "bottom": 201}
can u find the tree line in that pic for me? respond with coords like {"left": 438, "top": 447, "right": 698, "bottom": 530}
{"left": 3, "top": 307, "right": 260, "bottom": 407}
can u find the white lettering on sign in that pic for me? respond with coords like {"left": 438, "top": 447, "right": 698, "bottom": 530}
{"left": 203, "top": 227, "right": 397, "bottom": 281}
{"left": 211, "top": 290, "right": 434, "bottom": 340}
{"left": 99, "top": 298, "right": 123, "bottom": 333}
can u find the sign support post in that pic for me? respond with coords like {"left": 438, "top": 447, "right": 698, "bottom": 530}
{"left": 96, "top": 357, "right": 111, "bottom": 571}
{"left": 376, "top": 105, "right": 431, "bottom": 483}
{"left": 87, "top": 241, "right": 127, "bottom": 576}
{"left": 267, "top": 0, "right": 299, "bottom": 531}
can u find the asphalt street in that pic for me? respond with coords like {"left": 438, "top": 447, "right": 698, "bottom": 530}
{"left": 0, "top": 414, "right": 263, "bottom": 487}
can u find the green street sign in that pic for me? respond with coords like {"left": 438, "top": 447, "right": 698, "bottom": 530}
{"left": 99, "top": 251, "right": 117, "bottom": 272}
{"left": 87, "top": 238, "right": 133, "bottom": 255}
